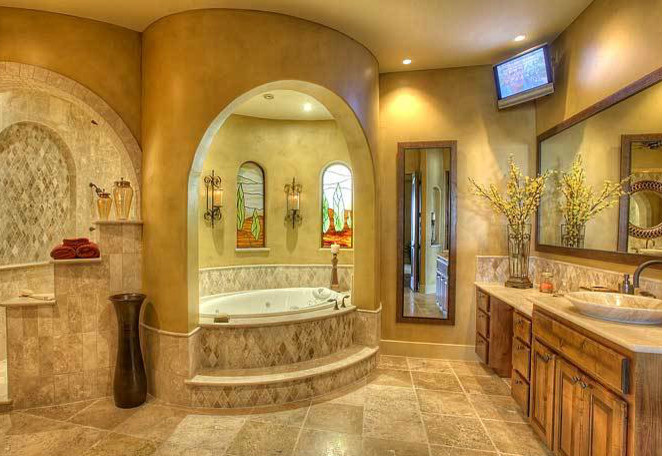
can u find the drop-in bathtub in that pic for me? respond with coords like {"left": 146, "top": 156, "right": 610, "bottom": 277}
{"left": 199, "top": 287, "right": 343, "bottom": 319}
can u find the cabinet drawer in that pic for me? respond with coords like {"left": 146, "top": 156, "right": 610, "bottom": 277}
{"left": 513, "top": 312, "right": 532, "bottom": 346}
{"left": 476, "top": 309, "right": 490, "bottom": 339}
{"left": 475, "top": 333, "right": 489, "bottom": 364}
{"left": 437, "top": 257, "right": 448, "bottom": 276}
{"left": 533, "top": 311, "right": 630, "bottom": 395}
{"left": 477, "top": 290, "right": 490, "bottom": 314}
{"left": 511, "top": 370, "right": 529, "bottom": 416}
{"left": 512, "top": 338, "right": 531, "bottom": 380}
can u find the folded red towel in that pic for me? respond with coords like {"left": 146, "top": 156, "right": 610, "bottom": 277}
{"left": 76, "top": 242, "right": 100, "bottom": 259}
{"left": 64, "top": 238, "right": 90, "bottom": 249}
{"left": 50, "top": 244, "right": 76, "bottom": 260}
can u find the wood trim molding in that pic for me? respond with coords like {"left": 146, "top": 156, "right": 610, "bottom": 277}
{"left": 535, "top": 65, "right": 662, "bottom": 264}
{"left": 396, "top": 141, "right": 457, "bottom": 325}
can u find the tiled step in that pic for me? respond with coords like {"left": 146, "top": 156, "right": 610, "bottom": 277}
{"left": 185, "top": 345, "right": 377, "bottom": 408}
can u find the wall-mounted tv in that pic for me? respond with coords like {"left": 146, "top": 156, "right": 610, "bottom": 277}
{"left": 493, "top": 44, "right": 554, "bottom": 110}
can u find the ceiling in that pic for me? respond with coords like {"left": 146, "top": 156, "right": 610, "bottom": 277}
{"left": 233, "top": 90, "right": 333, "bottom": 121}
{"left": 2, "top": 0, "right": 593, "bottom": 72}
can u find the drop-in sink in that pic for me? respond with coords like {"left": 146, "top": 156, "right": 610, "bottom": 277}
{"left": 566, "top": 291, "right": 662, "bottom": 325}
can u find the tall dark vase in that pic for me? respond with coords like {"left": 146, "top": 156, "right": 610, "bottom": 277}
{"left": 110, "top": 293, "right": 147, "bottom": 408}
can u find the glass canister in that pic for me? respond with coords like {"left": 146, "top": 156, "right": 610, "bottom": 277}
{"left": 539, "top": 271, "right": 554, "bottom": 294}
{"left": 113, "top": 178, "right": 134, "bottom": 220}
{"left": 97, "top": 192, "right": 113, "bottom": 221}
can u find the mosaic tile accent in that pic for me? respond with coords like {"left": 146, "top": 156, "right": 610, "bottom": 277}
{"left": 0, "top": 122, "right": 75, "bottom": 266}
{"left": 188, "top": 353, "right": 376, "bottom": 409}
{"left": 200, "top": 264, "right": 353, "bottom": 297}
{"left": 198, "top": 311, "right": 355, "bottom": 370}
{"left": 476, "top": 255, "right": 662, "bottom": 296}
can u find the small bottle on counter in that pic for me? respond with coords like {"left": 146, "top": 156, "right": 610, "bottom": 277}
{"left": 539, "top": 271, "right": 554, "bottom": 294}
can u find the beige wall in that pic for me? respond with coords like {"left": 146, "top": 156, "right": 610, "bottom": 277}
{"left": 534, "top": 0, "right": 662, "bottom": 274}
{"left": 199, "top": 114, "right": 353, "bottom": 267}
{"left": 536, "top": 0, "right": 662, "bottom": 134}
{"left": 142, "top": 9, "right": 379, "bottom": 333}
{"left": 379, "top": 66, "right": 536, "bottom": 345}
{"left": 0, "top": 7, "right": 142, "bottom": 141}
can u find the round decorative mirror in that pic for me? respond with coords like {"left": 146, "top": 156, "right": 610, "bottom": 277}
{"left": 628, "top": 180, "right": 662, "bottom": 238}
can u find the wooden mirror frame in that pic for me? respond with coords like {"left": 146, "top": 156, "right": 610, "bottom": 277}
{"left": 617, "top": 134, "right": 662, "bottom": 251}
{"left": 396, "top": 141, "right": 457, "bottom": 325}
{"left": 535, "top": 66, "right": 662, "bottom": 265}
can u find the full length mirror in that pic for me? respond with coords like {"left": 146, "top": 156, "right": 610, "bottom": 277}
{"left": 397, "top": 141, "right": 456, "bottom": 324}
{"left": 537, "top": 69, "right": 662, "bottom": 263}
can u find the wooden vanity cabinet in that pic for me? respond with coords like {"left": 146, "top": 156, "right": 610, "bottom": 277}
{"left": 436, "top": 256, "right": 449, "bottom": 315}
{"left": 475, "top": 289, "right": 513, "bottom": 376}
{"left": 530, "top": 339, "right": 557, "bottom": 448}
{"left": 511, "top": 311, "right": 532, "bottom": 415}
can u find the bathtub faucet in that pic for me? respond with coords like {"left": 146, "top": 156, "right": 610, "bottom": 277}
{"left": 341, "top": 294, "right": 350, "bottom": 308}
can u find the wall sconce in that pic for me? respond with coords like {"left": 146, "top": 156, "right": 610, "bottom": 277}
{"left": 203, "top": 170, "right": 223, "bottom": 228}
{"left": 284, "top": 177, "right": 303, "bottom": 228}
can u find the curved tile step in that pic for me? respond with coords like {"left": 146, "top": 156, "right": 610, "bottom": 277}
{"left": 186, "top": 345, "right": 377, "bottom": 408}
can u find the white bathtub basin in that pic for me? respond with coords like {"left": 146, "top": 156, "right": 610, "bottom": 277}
{"left": 200, "top": 287, "right": 343, "bottom": 319}
{"left": 566, "top": 291, "right": 662, "bottom": 325}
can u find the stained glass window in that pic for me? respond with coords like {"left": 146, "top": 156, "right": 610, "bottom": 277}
{"left": 321, "top": 163, "right": 353, "bottom": 248}
{"left": 237, "top": 162, "right": 265, "bottom": 248}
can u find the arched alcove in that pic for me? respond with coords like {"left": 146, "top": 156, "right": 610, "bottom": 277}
{"left": 187, "top": 80, "right": 377, "bottom": 326}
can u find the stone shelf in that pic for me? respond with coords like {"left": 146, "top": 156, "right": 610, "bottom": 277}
{"left": 50, "top": 257, "right": 102, "bottom": 265}
{"left": 0, "top": 296, "right": 56, "bottom": 307}
{"left": 93, "top": 220, "right": 143, "bottom": 225}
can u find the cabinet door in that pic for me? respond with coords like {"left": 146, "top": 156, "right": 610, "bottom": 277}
{"left": 555, "top": 359, "right": 584, "bottom": 456}
{"left": 530, "top": 340, "right": 556, "bottom": 448}
{"left": 579, "top": 377, "right": 627, "bottom": 456}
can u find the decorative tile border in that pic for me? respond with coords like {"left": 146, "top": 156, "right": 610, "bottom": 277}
{"left": 200, "top": 264, "right": 353, "bottom": 297}
{"left": 476, "top": 255, "right": 662, "bottom": 296}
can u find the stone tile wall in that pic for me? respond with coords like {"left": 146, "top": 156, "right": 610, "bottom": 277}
{"left": 4, "top": 222, "right": 142, "bottom": 409}
{"left": 200, "top": 264, "right": 353, "bottom": 297}
{"left": 354, "top": 308, "right": 381, "bottom": 348}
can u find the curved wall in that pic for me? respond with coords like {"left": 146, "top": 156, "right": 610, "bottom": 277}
{"left": 142, "top": 10, "right": 379, "bottom": 332}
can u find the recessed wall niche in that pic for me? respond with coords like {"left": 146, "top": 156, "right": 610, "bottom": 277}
{"left": 0, "top": 87, "right": 139, "bottom": 266}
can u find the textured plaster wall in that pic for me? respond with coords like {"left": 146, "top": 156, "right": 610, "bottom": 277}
{"left": 199, "top": 115, "right": 353, "bottom": 267}
{"left": 142, "top": 10, "right": 379, "bottom": 333}
{"left": 534, "top": 0, "right": 662, "bottom": 274}
{"left": 0, "top": 7, "right": 142, "bottom": 141}
{"left": 379, "top": 66, "right": 536, "bottom": 345}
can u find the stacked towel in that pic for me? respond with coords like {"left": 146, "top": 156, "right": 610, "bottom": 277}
{"left": 64, "top": 238, "right": 90, "bottom": 249}
{"left": 50, "top": 244, "right": 76, "bottom": 260}
{"left": 76, "top": 242, "right": 100, "bottom": 258}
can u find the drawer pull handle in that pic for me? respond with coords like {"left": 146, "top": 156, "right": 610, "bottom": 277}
{"left": 541, "top": 354, "right": 553, "bottom": 362}
{"left": 579, "top": 380, "right": 590, "bottom": 389}
{"left": 571, "top": 375, "right": 580, "bottom": 384}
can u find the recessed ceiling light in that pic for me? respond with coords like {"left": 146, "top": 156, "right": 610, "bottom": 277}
{"left": 402, "top": 58, "right": 412, "bottom": 65}
{"left": 303, "top": 102, "right": 313, "bottom": 112}
{"left": 263, "top": 93, "right": 274, "bottom": 100}
{"left": 514, "top": 35, "right": 526, "bottom": 42}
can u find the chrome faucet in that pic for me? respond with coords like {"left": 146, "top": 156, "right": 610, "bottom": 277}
{"left": 630, "top": 259, "right": 662, "bottom": 296}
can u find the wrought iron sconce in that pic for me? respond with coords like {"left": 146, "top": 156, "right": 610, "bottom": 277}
{"left": 203, "top": 170, "right": 223, "bottom": 228}
{"left": 284, "top": 177, "right": 303, "bottom": 228}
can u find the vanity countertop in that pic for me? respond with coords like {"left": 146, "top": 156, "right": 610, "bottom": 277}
{"left": 475, "top": 282, "right": 662, "bottom": 354}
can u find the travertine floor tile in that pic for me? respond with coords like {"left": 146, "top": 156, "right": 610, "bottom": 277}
{"left": 164, "top": 414, "right": 244, "bottom": 452}
{"left": 366, "top": 368, "right": 413, "bottom": 387}
{"left": 68, "top": 397, "right": 139, "bottom": 430}
{"left": 1, "top": 419, "right": 106, "bottom": 456}
{"left": 416, "top": 390, "right": 476, "bottom": 416}
{"left": 407, "top": 358, "right": 452, "bottom": 374}
{"left": 315, "top": 381, "right": 367, "bottom": 407}
{"left": 20, "top": 399, "right": 95, "bottom": 421}
{"left": 226, "top": 421, "right": 300, "bottom": 456}
{"left": 82, "top": 432, "right": 158, "bottom": 456}
{"left": 458, "top": 375, "right": 511, "bottom": 396}
{"left": 377, "top": 355, "right": 409, "bottom": 371}
{"left": 114, "top": 404, "right": 189, "bottom": 442}
{"left": 248, "top": 401, "right": 310, "bottom": 427}
{"left": 483, "top": 420, "right": 552, "bottom": 456}
{"left": 364, "top": 384, "right": 419, "bottom": 412}
{"left": 153, "top": 442, "right": 216, "bottom": 456}
{"left": 1, "top": 412, "right": 73, "bottom": 435}
{"left": 305, "top": 402, "right": 364, "bottom": 435}
{"left": 422, "top": 413, "right": 495, "bottom": 451}
{"left": 363, "top": 406, "right": 427, "bottom": 444}
{"left": 411, "top": 372, "right": 463, "bottom": 392}
{"left": 294, "top": 428, "right": 363, "bottom": 456}
{"left": 430, "top": 445, "right": 497, "bottom": 455}
{"left": 449, "top": 361, "right": 494, "bottom": 377}
{"left": 468, "top": 394, "right": 526, "bottom": 422}
{"left": 363, "top": 437, "right": 430, "bottom": 456}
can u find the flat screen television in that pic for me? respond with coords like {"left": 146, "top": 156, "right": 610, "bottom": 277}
{"left": 493, "top": 44, "right": 554, "bottom": 109}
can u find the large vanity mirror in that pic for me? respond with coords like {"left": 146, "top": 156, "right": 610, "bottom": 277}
{"left": 536, "top": 67, "right": 662, "bottom": 263}
{"left": 397, "top": 141, "right": 456, "bottom": 324}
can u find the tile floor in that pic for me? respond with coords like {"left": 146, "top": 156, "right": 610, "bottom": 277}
{"left": 0, "top": 355, "right": 551, "bottom": 455}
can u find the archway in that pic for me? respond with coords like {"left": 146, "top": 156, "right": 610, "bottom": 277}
{"left": 187, "top": 80, "right": 377, "bottom": 325}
